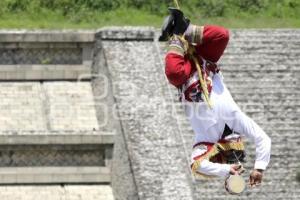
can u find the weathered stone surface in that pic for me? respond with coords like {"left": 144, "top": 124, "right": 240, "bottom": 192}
{"left": 0, "top": 185, "right": 114, "bottom": 200}
{"left": 0, "top": 48, "right": 82, "bottom": 65}
{"left": 0, "top": 145, "right": 106, "bottom": 167}
{"left": 0, "top": 64, "right": 91, "bottom": 80}
{"left": 44, "top": 82, "right": 99, "bottom": 131}
{"left": 0, "top": 82, "right": 99, "bottom": 132}
{"left": 0, "top": 31, "right": 94, "bottom": 80}
{"left": 92, "top": 35, "right": 139, "bottom": 200}
{"left": 0, "top": 30, "right": 96, "bottom": 42}
{"left": 99, "top": 27, "right": 155, "bottom": 40}
{"left": 0, "top": 132, "right": 114, "bottom": 143}
{"left": 0, "top": 82, "right": 46, "bottom": 131}
{"left": 103, "top": 40, "right": 194, "bottom": 200}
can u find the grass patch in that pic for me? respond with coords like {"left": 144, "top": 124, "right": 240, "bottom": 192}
{"left": 197, "top": 17, "right": 300, "bottom": 28}
{"left": 0, "top": 8, "right": 162, "bottom": 29}
{"left": 0, "top": 8, "right": 299, "bottom": 29}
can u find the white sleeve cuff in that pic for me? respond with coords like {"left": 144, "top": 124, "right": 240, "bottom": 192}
{"left": 198, "top": 160, "right": 231, "bottom": 177}
{"left": 254, "top": 160, "right": 268, "bottom": 170}
{"left": 221, "top": 164, "right": 231, "bottom": 177}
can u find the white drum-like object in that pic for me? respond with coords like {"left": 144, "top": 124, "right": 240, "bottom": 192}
{"left": 225, "top": 175, "right": 246, "bottom": 195}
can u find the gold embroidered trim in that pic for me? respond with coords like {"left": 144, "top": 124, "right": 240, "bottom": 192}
{"left": 191, "top": 144, "right": 220, "bottom": 178}
{"left": 217, "top": 141, "right": 245, "bottom": 152}
{"left": 168, "top": 46, "right": 184, "bottom": 56}
{"left": 191, "top": 140, "right": 245, "bottom": 179}
{"left": 191, "top": 25, "right": 204, "bottom": 44}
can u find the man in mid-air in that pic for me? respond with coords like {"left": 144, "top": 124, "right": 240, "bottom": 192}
{"left": 159, "top": 8, "right": 271, "bottom": 187}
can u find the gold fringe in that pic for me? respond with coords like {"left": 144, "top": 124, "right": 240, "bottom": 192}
{"left": 217, "top": 141, "right": 245, "bottom": 152}
{"left": 191, "top": 141, "right": 245, "bottom": 179}
{"left": 168, "top": 46, "right": 184, "bottom": 56}
{"left": 191, "top": 144, "right": 220, "bottom": 178}
{"left": 177, "top": 35, "right": 189, "bottom": 53}
{"left": 193, "top": 53, "right": 213, "bottom": 108}
{"left": 191, "top": 26, "right": 204, "bottom": 44}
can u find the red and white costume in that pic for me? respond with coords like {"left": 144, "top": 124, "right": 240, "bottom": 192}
{"left": 165, "top": 25, "right": 271, "bottom": 177}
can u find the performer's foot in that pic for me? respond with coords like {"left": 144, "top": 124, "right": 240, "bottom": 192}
{"left": 168, "top": 7, "right": 190, "bottom": 35}
{"left": 158, "top": 7, "right": 190, "bottom": 41}
{"left": 159, "top": 15, "right": 175, "bottom": 41}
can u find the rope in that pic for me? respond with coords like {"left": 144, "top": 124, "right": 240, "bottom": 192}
{"left": 172, "top": 0, "right": 213, "bottom": 108}
{"left": 173, "top": 0, "right": 180, "bottom": 9}
{"left": 154, "top": 33, "right": 195, "bottom": 184}
{"left": 189, "top": 48, "right": 213, "bottom": 108}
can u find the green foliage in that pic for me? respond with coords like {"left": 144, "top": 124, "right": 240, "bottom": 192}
{"left": 193, "top": 0, "right": 227, "bottom": 17}
{"left": 233, "top": 0, "right": 267, "bottom": 13}
{"left": 0, "top": 0, "right": 300, "bottom": 28}
{"left": 1, "top": 0, "right": 300, "bottom": 18}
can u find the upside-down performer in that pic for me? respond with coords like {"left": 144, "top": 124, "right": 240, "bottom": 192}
{"left": 159, "top": 8, "right": 271, "bottom": 188}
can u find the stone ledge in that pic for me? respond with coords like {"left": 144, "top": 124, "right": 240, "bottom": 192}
{"left": 98, "top": 26, "right": 155, "bottom": 40}
{"left": 0, "top": 185, "right": 114, "bottom": 200}
{"left": 1, "top": 28, "right": 299, "bottom": 43}
{"left": 0, "top": 132, "right": 115, "bottom": 145}
{"left": 0, "top": 167, "right": 110, "bottom": 184}
{"left": 0, "top": 64, "right": 91, "bottom": 80}
{"left": 0, "top": 30, "right": 96, "bottom": 42}
{"left": 0, "top": 28, "right": 157, "bottom": 42}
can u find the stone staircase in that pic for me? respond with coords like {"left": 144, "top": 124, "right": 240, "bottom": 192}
{"left": 0, "top": 31, "right": 114, "bottom": 186}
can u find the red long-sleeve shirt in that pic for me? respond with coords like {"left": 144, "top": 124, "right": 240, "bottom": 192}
{"left": 165, "top": 25, "right": 229, "bottom": 87}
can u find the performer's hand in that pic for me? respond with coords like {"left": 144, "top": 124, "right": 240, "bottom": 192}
{"left": 230, "top": 164, "right": 243, "bottom": 175}
{"left": 249, "top": 169, "right": 263, "bottom": 187}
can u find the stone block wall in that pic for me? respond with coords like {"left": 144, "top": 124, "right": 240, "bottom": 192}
{"left": 0, "top": 30, "right": 95, "bottom": 80}
{"left": 0, "top": 30, "right": 113, "bottom": 186}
